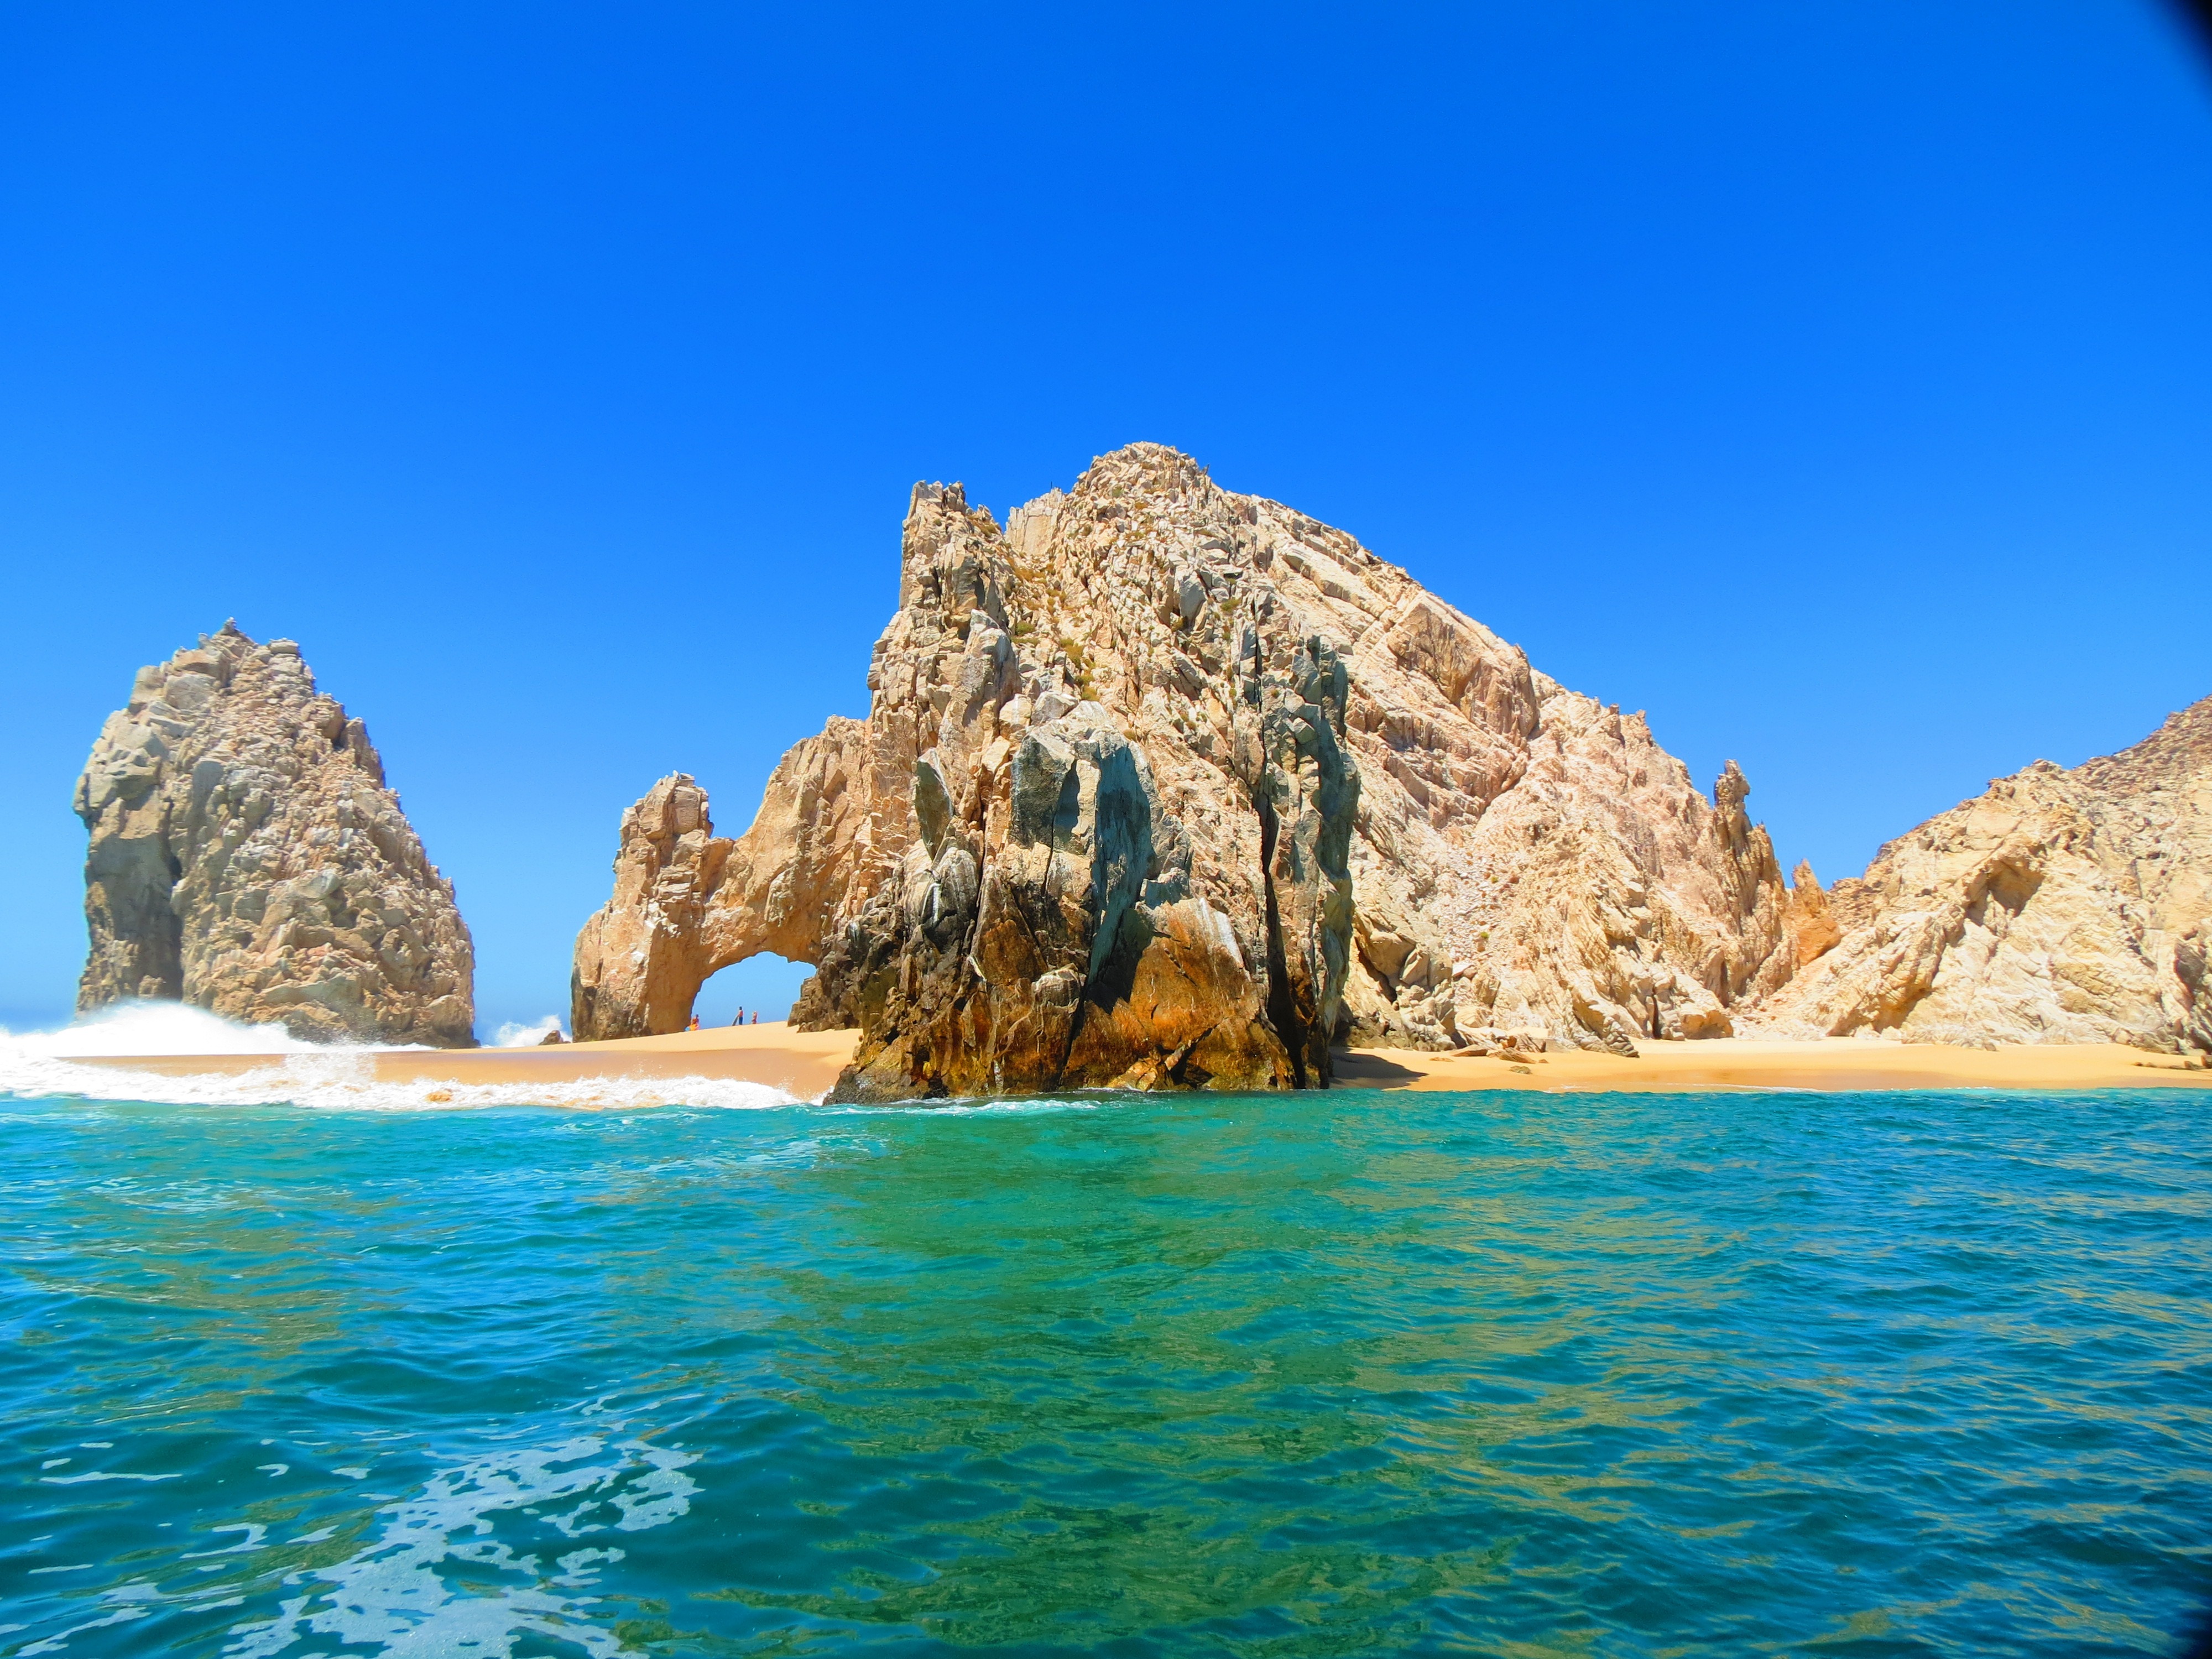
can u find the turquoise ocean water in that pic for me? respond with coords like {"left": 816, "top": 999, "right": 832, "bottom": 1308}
{"left": 3, "top": 1084, "right": 2208, "bottom": 1656}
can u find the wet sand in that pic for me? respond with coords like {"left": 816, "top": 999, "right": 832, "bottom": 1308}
{"left": 67, "top": 1025, "right": 2212, "bottom": 1100}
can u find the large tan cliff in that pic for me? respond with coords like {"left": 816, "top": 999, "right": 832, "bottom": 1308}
{"left": 1747, "top": 696, "right": 2212, "bottom": 1054}
{"left": 572, "top": 444, "right": 1794, "bottom": 1095}
{"left": 76, "top": 623, "right": 475, "bottom": 1046}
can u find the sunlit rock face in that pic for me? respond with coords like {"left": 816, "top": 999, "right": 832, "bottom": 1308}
{"left": 75, "top": 622, "right": 475, "bottom": 1047}
{"left": 1747, "top": 696, "right": 2212, "bottom": 1055}
{"left": 573, "top": 444, "right": 1799, "bottom": 1097}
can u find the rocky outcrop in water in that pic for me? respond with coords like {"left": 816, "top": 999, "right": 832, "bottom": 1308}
{"left": 573, "top": 444, "right": 1797, "bottom": 1094}
{"left": 1747, "top": 697, "right": 2212, "bottom": 1054}
{"left": 75, "top": 623, "right": 474, "bottom": 1046}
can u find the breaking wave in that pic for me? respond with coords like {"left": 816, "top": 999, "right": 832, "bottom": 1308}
{"left": 3, "top": 1001, "right": 339, "bottom": 1057}
{"left": 0, "top": 1004, "right": 803, "bottom": 1113}
{"left": 1, "top": 1060, "right": 807, "bottom": 1113}
{"left": 492, "top": 1015, "right": 567, "bottom": 1047}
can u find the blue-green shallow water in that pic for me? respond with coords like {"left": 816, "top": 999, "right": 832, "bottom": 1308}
{"left": 3, "top": 1088, "right": 2209, "bottom": 1657}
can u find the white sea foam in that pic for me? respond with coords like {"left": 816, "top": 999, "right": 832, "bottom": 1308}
{"left": 491, "top": 1015, "right": 566, "bottom": 1047}
{"left": 0, "top": 1005, "right": 804, "bottom": 1113}
{"left": 3, "top": 1001, "right": 335, "bottom": 1058}
{"left": 0, "top": 1055, "right": 805, "bottom": 1113}
{"left": 827, "top": 1095, "right": 1104, "bottom": 1115}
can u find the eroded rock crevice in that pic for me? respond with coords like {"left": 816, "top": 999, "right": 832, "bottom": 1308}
{"left": 1254, "top": 790, "right": 1307, "bottom": 1089}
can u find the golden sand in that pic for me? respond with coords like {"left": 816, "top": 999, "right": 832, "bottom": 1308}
{"left": 74, "top": 1021, "right": 862, "bottom": 1102}
{"left": 1332, "top": 1036, "right": 2212, "bottom": 1093}
{"left": 69, "top": 1024, "right": 2212, "bottom": 1101}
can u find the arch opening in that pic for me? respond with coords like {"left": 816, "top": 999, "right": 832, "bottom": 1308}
{"left": 690, "top": 953, "right": 816, "bottom": 1029}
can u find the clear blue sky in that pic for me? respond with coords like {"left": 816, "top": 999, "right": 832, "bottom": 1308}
{"left": 4, "top": 2, "right": 2209, "bottom": 1036}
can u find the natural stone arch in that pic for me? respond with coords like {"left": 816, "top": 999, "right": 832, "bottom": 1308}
{"left": 571, "top": 443, "right": 1806, "bottom": 1099}
{"left": 567, "top": 465, "right": 1360, "bottom": 1094}
{"left": 570, "top": 720, "right": 895, "bottom": 1039}
{"left": 692, "top": 953, "right": 815, "bottom": 1026}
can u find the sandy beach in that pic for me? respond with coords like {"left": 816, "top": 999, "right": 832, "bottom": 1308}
{"left": 70, "top": 1021, "right": 863, "bottom": 1102}
{"left": 1333, "top": 1036, "right": 2212, "bottom": 1092}
{"left": 64, "top": 1024, "right": 2212, "bottom": 1099}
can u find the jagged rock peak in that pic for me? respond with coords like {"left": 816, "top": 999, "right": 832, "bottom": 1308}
{"left": 573, "top": 443, "right": 1796, "bottom": 1094}
{"left": 1747, "top": 693, "right": 2212, "bottom": 1053}
{"left": 75, "top": 624, "right": 475, "bottom": 1046}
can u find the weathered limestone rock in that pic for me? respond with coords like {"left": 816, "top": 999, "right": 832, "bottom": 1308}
{"left": 1781, "top": 860, "right": 1843, "bottom": 968}
{"left": 574, "top": 444, "right": 1798, "bottom": 1094}
{"left": 76, "top": 623, "right": 474, "bottom": 1046}
{"left": 1748, "top": 697, "right": 2212, "bottom": 1053}
{"left": 1342, "top": 680, "right": 1789, "bottom": 1055}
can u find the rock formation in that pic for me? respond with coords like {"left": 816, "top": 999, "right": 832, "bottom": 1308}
{"left": 76, "top": 623, "right": 475, "bottom": 1046}
{"left": 1748, "top": 697, "right": 2212, "bottom": 1054}
{"left": 574, "top": 444, "right": 1797, "bottom": 1096}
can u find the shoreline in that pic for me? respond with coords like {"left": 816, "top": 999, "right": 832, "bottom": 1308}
{"left": 63, "top": 1021, "right": 863, "bottom": 1101}
{"left": 54, "top": 1025, "right": 2212, "bottom": 1100}
{"left": 1333, "top": 1036, "right": 2211, "bottom": 1092}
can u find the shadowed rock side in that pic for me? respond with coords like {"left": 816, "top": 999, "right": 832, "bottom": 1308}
{"left": 1748, "top": 696, "right": 2212, "bottom": 1054}
{"left": 573, "top": 444, "right": 1798, "bottom": 1095}
{"left": 75, "top": 623, "right": 475, "bottom": 1046}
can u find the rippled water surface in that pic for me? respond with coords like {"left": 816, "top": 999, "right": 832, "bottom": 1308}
{"left": 3, "top": 1087, "right": 2209, "bottom": 1656}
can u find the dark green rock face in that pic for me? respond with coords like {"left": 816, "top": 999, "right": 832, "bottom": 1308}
{"left": 577, "top": 447, "right": 1364, "bottom": 1099}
